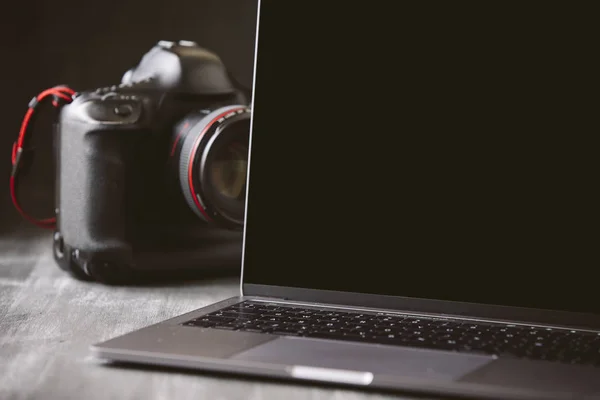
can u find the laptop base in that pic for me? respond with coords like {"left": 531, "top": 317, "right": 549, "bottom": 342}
{"left": 92, "top": 296, "right": 600, "bottom": 400}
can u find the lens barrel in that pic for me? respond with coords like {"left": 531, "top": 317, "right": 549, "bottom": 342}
{"left": 172, "top": 105, "right": 251, "bottom": 229}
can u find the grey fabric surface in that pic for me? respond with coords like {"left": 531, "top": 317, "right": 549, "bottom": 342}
{"left": 0, "top": 222, "right": 414, "bottom": 400}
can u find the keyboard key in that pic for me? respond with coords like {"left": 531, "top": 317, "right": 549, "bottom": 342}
{"left": 213, "top": 324, "right": 238, "bottom": 330}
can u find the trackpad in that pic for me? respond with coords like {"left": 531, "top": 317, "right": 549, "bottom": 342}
{"left": 232, "top": 337, "right": 494, "bottom": 382}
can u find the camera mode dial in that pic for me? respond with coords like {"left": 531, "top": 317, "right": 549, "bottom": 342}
{"left": 95, "top": 77, "right": 155, "bottom": 95}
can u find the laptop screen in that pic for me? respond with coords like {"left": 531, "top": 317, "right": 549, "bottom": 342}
{"left": 242, "top": 2, "right": 597, "bottom": 314}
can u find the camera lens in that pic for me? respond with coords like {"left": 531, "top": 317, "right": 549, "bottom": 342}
{"left": 172, "top": 105, "right": 251, "bottom": 228}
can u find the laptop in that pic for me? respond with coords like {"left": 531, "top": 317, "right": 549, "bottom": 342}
{"left": 92, "top": 2, "right": 600, "bottom": 399}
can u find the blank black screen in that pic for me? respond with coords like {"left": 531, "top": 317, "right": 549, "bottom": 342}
{"left": 243, "top": 2, "right": 598, "bottom": 314}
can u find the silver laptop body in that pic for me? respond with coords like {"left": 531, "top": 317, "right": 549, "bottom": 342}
{"left": 92, "top": 2, "right": 600, "bottom": 399}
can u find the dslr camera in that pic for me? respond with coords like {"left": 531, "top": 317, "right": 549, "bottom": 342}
{"left": 53, "top": 40, "right": 251, "bottom": 283}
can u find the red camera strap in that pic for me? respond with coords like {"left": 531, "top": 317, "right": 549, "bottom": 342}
{"left": 10, "top": 85, "right": 77, "bottom": 229}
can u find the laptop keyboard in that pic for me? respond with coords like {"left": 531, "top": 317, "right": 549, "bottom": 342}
{"left": 182, "top": 301, "right": 600, "bottom": 367}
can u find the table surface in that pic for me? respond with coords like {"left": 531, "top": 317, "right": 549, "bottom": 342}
{"left": 0, "top": 223, "right": 427, "bottom": 400}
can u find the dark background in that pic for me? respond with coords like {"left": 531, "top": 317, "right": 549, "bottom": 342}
{"left": 0, "top": 0, "right": 258, "bottom": 233}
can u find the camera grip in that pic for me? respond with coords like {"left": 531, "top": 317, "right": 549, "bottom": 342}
{"left": 56, "top": 121, "right": 133, "bottom": 265}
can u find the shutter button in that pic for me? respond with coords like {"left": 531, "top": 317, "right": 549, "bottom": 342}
{"left": 114, "top": 104, "right": 133, "bottom": 117}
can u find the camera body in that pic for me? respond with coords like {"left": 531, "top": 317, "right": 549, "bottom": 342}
{"left": 53, "top": 40, "right": 251, "bottom": 283}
